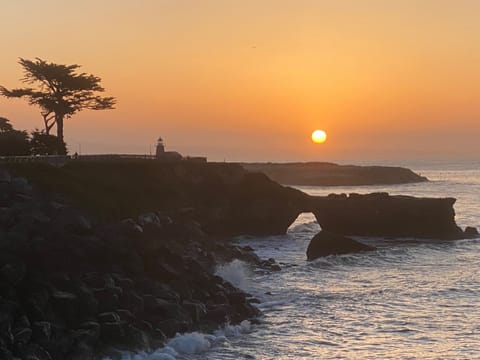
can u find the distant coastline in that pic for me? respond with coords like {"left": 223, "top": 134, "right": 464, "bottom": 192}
{"left": 239, "top": 162, "right": 428, "bottom": 186}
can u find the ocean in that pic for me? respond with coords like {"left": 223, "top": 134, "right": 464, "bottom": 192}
{"left": 119, "top": 164, "right": 480, "bottom": 360}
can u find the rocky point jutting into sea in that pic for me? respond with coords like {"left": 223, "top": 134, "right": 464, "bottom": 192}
{"left": 0, "top": 160, "right": 476, "bottom": 359}
{"left": 240, "top": 162, "right": 429, "bottom": 186}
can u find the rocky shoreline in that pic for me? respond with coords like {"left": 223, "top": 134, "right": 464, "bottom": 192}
{"left": 0, "top": 161, "right": 476, "bottom": 359}
{"left": 0, "top": 167, "right": 283, "bottom": 360}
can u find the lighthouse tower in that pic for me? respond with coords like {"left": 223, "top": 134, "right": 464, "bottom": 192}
{"left": 155, "top": 137, "right": 165, "bottom": 158}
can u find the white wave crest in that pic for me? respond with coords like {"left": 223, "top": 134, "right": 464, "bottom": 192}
{"left": 111, "top": 320, "right": 252, "bottom": 360}
{"left": 215, "top": 259, "right": 251, "bottom": 290}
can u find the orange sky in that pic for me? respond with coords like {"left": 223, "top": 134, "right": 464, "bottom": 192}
{"left": 1, "top": 0, "right": 479, "bottom": 162}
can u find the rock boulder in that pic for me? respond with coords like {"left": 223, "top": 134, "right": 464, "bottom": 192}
{"left": 306, "top": 231, "right": 376, "bottom": 260}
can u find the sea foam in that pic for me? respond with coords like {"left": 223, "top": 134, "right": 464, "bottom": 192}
{"left": 112, "top": 320, "right": 252, "bottom": 360}
{"left": 214, "top": 259, "right": 251, "bottom": 290}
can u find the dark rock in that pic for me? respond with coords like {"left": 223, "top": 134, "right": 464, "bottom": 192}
{"left": 306, "top": 231, "right": 376, "bottom": 260}
{"left": 98, "top": 312, "right": 120, "bottom": 324}
{"left": 13, "top": 327, "right": 32, "bottom": 346}
{"left": 312, "top": 193, "right": 465, "bottom": 239}
{"left": 242, "top": 245, "right": 254, "bottom": 252}
{"left": 11, "top": 177, "right": 32, "bottom": 195}
{"left": 125, "top": 325, "right": 150, "bottom": 350}
{"left": 155, "top": 319, "right": 189, "bottom": 338}
{"left": 120, "top": 218, "right": 144, "bottom": 235}
{"left": 269, "top": 264, "right": 281, "bottom": 271}
{"left": 227, "top": 292, "right": 246, "bottom": 305}
{"left": 205, "top": 304, "right": 232, "bottom": 323}
{"left": 0, "top": 258, "right": 26, "bottom": 285}
{"left": 76, "top": 286, "right": 98, "bottom": 318}
{"left": 0, "top": 169, "right": 11, "bottom": 183}
{"left": 116, "top": 309, "right": 134, "bottom": 322}
{"left": 18, "top": 343, "right": 52, "bottom": 360}
{"left": 100, "top": 321, "right": 125, "bottom": 343}
{"left": 112, "top": 276, "right": 134, "bottom": 291}
{"left": 76, "top": 321, "right": 101, "bottom": 345}
{"left": 69, "top": 340, "right": 95, "bottom": 360}
{"left": 464, "top": 226, "right": 479, "bottom": 238}
{"left": 51, "top": 291, "right": 79, "bottom": 322}
{"left": 12, "top": 315, "right": 32, "bottom": 347}
{"left": 182, "top": 301, "right": 206, "bottom": 322}
{"left": 82, "top": 272, "right": 114, "bottom": 289}
{"left": 0, "top": 207, "right": 14, "bottom": 228}
{"left": 93, "top": 288, "right": 119, "bottom": 312}
{"left": 138, "top": 212, "right": 161, "bottom": 227}
{"left": 119, "top": 290, "right": 144, "bottom": 315}
{"left": 31, "top": 321, "right": 52, "bottom": 343}
{"left": 54, "top": 209, "right": 92, "bottom": 235}
{"left": 0, "top": 347, "right": 14, "bottom": 360}
{"left": 241, "top": 162, "right": 428, "bottom": 186}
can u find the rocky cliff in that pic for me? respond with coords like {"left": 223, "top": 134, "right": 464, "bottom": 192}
{"left": 5, "top": 161, "right": 309, "bottom": 237}
{"left": 0, "top": 165, "right": 289, "bottom": 359}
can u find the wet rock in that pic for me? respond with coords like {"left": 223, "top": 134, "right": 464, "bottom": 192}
{"left": 155, "top": 319, "right": 189, "bottom": 338}
{"left": 182, "top": 301, "right": 206, "bottom": 322}
{"left": 269, "top": 264, "right": 281, "bottom": 272}
{"left": 125, "top": 325, "right": 150, "bottom": 350}
{"left": 242, "top": 245, "right": 254, "bottom": 252}
{"left": 205, "top": 304, "right": 232, "bottom": 323}
{"left": 227, "top": 292, "right": 247, "bottom": 305}
{"left": 306, "top": 230, "right": 376, "bottom": 260}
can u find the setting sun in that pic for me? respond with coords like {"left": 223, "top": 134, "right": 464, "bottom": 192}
{"left": 312, "top": 130, "right": 327, "bottom": 144}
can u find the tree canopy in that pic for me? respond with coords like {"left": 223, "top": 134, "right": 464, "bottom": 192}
{"left": 30, "top": 130, "right": 67, "bottom": 155}
{"left": 0, "top": 117, "right": 14, "bottom": 133}
{"left": 0, "top": 58, "right": 115, "bottom": 146}
{"left": 0, "top": 118, "right": 30, "bottom": 156}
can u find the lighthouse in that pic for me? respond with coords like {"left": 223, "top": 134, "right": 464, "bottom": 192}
{"left": 155, "top": 137, "right": 165, "bottom": 157}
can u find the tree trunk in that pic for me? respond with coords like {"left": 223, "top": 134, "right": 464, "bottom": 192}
{"left": 56, "top": 115, "right": 64, "bottom": 143}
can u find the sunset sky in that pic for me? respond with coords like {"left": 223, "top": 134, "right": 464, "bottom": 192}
{"left": 1, "top": 0, "right": 479, "bottom": 162}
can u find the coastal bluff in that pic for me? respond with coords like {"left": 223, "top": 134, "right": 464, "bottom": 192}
{"left": 4, "top": 161, "right": 469, "bottom": 240}
{"left": 4, "top": 161, "right": 309, "bottom": 237}
{"left": 240, "top": 162, "right": 428, "bottom": 186}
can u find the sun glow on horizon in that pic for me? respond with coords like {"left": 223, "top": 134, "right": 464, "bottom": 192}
{"left": 312, "top": 130, "right": 327, "bottom": 144}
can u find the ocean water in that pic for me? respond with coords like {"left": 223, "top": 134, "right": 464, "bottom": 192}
{"left": 120, "top": 165, "right": 480, "bottom": 360}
